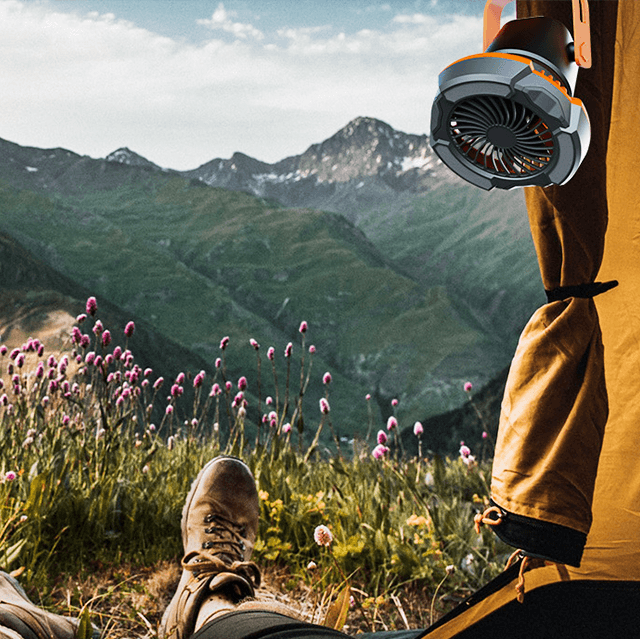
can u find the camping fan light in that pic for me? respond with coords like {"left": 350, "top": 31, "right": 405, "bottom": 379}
{"left": 430, "top": 0, "right": 591, "bottom": 190}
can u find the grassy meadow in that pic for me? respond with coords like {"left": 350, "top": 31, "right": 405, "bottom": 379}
{"left": 0, "top": 298, "right": 511, "bottom": 636}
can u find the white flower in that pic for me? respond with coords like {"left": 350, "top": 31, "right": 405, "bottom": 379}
{"left": 313, "top": 524, "right": 333, "bottom": 547}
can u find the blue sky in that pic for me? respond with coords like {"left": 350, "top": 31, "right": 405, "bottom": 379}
{"left": 2, "top": 0, "right": 513, "bottom": 169}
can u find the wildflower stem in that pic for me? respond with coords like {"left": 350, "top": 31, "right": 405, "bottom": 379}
{"left": 429, "top": 571, "right": 451, "bottom": 626}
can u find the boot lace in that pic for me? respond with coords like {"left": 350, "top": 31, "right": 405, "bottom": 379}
{"left": 182, "top": 512, "right": 261, "bottom": 589}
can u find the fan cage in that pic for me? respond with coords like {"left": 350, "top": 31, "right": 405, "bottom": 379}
{"left": 448, "top": 95, "right": 555, "bottom": 177}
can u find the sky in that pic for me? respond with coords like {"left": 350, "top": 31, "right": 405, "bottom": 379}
{"left": 0, "top": 0, "right": 514, "bottom": 170}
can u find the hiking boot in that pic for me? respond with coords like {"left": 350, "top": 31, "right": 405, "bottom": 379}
{"left": 159, "top": 456, "right": 261, "bottom": 639}
{"left": 0, "top": 571, "right": 93, "bottom": 639}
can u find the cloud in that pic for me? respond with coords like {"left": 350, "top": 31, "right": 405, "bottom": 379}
{"left": 197, "top": 3, "right": 263, "bottom": 40}
{"left": 0, "top": 0, "right": 483, "bottom": 169}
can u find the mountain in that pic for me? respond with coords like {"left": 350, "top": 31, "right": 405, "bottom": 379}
{"left": 0, "top": 230, "right": 221, "bottom": 412}
{"left": 0, "top": 118, "right": 543, "bottom": 445}
{"left": 182, "top": 117, "right": 458, "bottom": 210}
{"left": 106, "top": 147, "right": 164, "bottom": 171}
{"left": 182, "top": 117, "right": 543, "bottom": 351}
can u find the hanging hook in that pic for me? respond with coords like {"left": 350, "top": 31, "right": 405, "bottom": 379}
{"left": 483, "top": 0, "right": 591, "bottom": 68}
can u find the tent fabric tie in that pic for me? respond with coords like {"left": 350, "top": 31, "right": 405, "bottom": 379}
{"left": 473, "top": 505, "right": 504, "bottom": 535}
{"left": 545, "top": 279, "right": 618, "bottom": 303}
{"left": 504, "top": 550, "right": 571, "bottom": 604}
{"left": 475, "top": 508, "right": 571, "bottom": 603}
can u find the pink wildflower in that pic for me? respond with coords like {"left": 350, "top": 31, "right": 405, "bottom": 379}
{"left": 124, "top": 321, "right": 135, "bottom": 338}
{"left": 194, "top": 371, "right": 205, "bottom": 388}
{"left": 15, "top": 354, "right": 25, "bottom": 368}
{"left": 372, "top": 444, "right": 389, "bottom": 460}
{"left": 232, "top": 392, "right": 244, "bottom": 407}
{"left": 414, "top": 421, "right": 424, "bottom": 437}
{"left": 464, "top": 381, "right": 473, "bottom": 393}
{"left": 102, "top": 330, "right": 111, "bottom": 347}
{"left": 176, "top": 372, "right": 185, "bottom": 384}
{"left": 313, "top": 524, "right": 333, "bottom": 547}
{"left": 220, "top": 336, "right": 230, "bottom": 350}
{"left": 309, "top": 345, "right": 316, "bottom": 354}
{"left": 4, "top": 471, "right": 17, "bottom": 482}
{"left": 266, "top": 396, "right": 273, "bottom": 405}
{"left": 86, "top": 296, "right": 97, "bottom": 316}
{"left": 323, "top": 372, "right": 332, "bottom": 385}
{"left": 215, "top": 357, "right": 222, "bottom": 368}
{"left": 153, "top": 377, "right": 164, "bottom": 390}
{"left": 482, "top": 431, "right": 489, "bottom": 439}
{"left": 460, "top": 444, "right": 471, "bottom": 459}
{"left": 250, "top": 338, "right": 260, "bottom": 350}
{"left": 319, "top": 398, "right": 330, "bottom": 414}
{"left": 282, "top": 423, "right": 292, "bottom": 434}
{"left": 0, "top": 346, "right": 6, "bottom": 356}
{"left": 267, "top": 347, "right": 275, "bottom": 361}
{"left": 284, "top": 342, "right": 293, "bottom": 358}
{"left": 238, "top": 376, "right": 248, "bottom": 391}
{"left": 391, "top": 398, "right": 399, "bottom": 407}
{"left": 165, "top": 405, "right": 174, "bottom": 415}
{"left": 76, "top": 313, "right": 87, "bottom": 324}
{"left": 387, "top": 416, "right": 398, "bottom": 431}
{"left": 377, "top": 430, "right": 388, "bottom": 445}
{"left": 299, "top": 320, "right": 308, "bottom": 334}
{"left": 92, "top": 320, "right": 103, "bottom": 336}
{"left": 210, "top": 383, "right": 222, "bottom": 397}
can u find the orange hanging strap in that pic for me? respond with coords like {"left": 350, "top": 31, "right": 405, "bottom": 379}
{"left": 483, "top": 0, "right": 513, "bottom": 51}
{"left": 572, "top": 0, "right": 592, "bottom": 68}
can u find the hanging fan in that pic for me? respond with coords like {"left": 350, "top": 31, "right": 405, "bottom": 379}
{"left": 430, "top": 0, "right": 591, "bottom": 190}
{"left": 449, "top": 94, "right": 555, "bottom": 177}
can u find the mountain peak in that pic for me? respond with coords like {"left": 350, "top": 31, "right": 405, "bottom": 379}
{"left": 105, "top": 147, "right": 160, "bottom": 170}
{"left": 182, "top": 116, "right": 450, "bottom": 206}
{"left": 335, "top": 117, "right": 396, "bottom": 141}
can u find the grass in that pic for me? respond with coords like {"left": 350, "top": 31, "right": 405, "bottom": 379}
{"left": 0, "top": 298, "right": 511, "bottom": 636}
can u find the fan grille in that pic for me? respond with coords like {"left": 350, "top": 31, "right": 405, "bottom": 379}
{"left": 449, "top": 95, "right": 555, "bottom": 176}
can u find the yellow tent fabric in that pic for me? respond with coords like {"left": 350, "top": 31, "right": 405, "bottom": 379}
{"left": 578, "top": 0, "right": 640, "bottom": 583}
{"left": 421, "top": 0, "right": 640, "bottom": 635}
{"left": 489, "top": 0, "right": 618, "bottom": 567}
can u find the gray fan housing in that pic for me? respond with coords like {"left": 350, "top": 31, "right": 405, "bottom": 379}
{"left": 430, "top": 17, "right": 590, "bottom": 191}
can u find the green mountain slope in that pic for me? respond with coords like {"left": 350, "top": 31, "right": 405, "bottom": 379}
{"left": 349, "top": 181, "right": 544, "bottom": 346}
{"left": 0, "top": 166, "right": 487, "bottom": 434}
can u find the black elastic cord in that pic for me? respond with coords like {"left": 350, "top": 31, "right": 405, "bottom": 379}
{"left": 545, "top": 280, "right": 619, "bottom": 304}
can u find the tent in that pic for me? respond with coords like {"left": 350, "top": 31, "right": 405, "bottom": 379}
{"left": 411, "top": 1, "right": 640, "bottom": 636}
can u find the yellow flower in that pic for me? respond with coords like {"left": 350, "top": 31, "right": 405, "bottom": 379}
{"left": 406, "top": 514, "right": 428, "bottom": 527}
{"left": 259, "top": 490, "right": 269, "bottom": 501}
